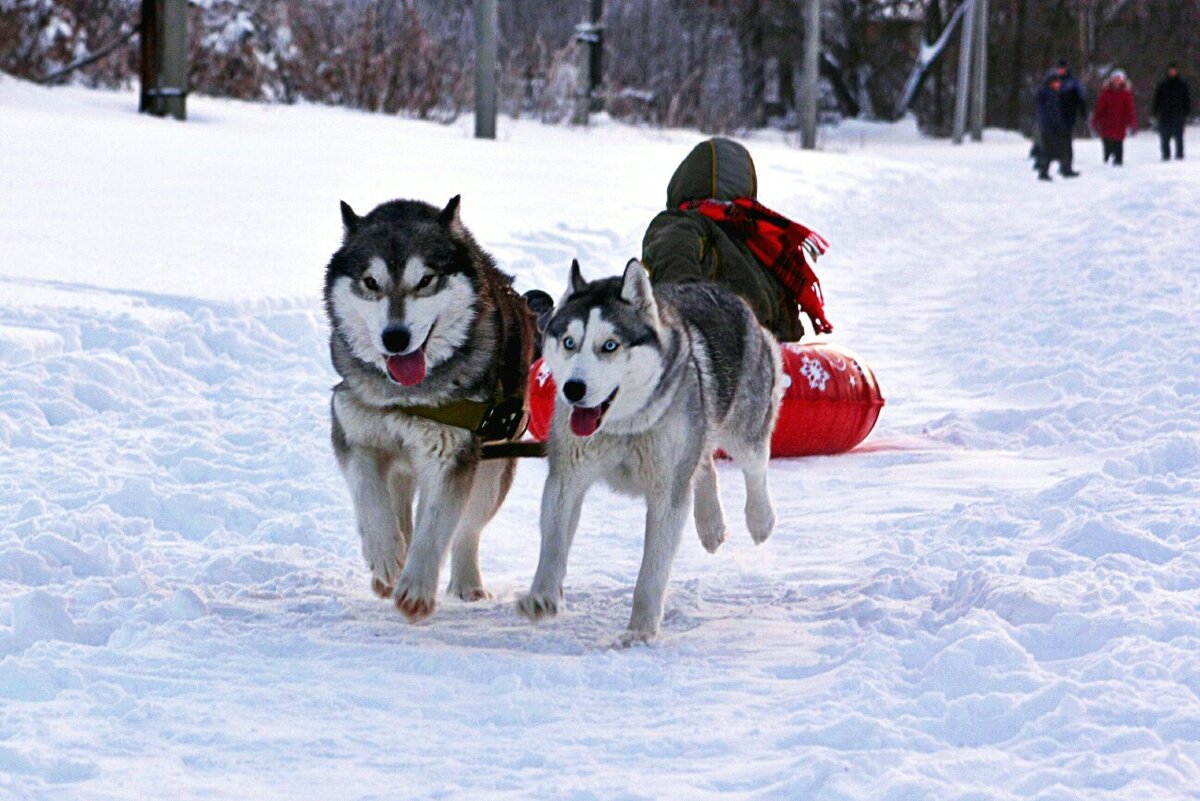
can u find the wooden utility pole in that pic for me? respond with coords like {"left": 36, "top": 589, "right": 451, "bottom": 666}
{"left": 474, "top": 0, "right": 498, "bottom": 139}
{"left": 969, "top": 0, "right": 989, "bottom": 141}
{"left": 952, "top": 0, "right": 976, "bottom": 144}
{"left": 799, "top": 0, "right": 821, "bottom": 150}
{"left": 571, "top": 0, "right": 604, "bottom": 125}
{"left": 139, "top": 0, "right": 187, "bottom": 120}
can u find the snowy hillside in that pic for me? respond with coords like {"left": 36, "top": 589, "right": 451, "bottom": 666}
{"left": 1, "top": 79, "right": 1198, "bottom": 800}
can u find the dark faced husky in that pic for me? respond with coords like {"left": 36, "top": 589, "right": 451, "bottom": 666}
{"left": 518, "top": 259, "right": 783, "bottom": 644}
{"left": 325, "top": 196, "right": 533, "bottom": 621}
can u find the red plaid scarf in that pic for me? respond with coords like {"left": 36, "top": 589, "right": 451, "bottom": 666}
{"left": 683, "top": 197, "right": 833, "bottom": 334}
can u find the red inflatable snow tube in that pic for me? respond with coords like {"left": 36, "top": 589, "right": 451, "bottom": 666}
{"left": 525, "top": 342, "right": 884, "bottom": 457}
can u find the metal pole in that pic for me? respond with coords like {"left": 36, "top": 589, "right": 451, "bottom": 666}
{"left": 588, "top": 0, "right": 604, "bottom": 110}
{"left": 571, "top": 3, "right": 603, "bottom": 126}
{"left": 474, "top": 0, "right": 498, "bottom": 139}
{"left": 159, "top": 0, "right": 187, "bottom": 120}
{"left": 571, "top": 27, "right": 590, "bottom": 125}
{"left": 969, "top": 0, "right": 988, "bottom": 141}
{"left": 139, "top": 0, "right": 157, "bottom": 114}
{"left": 952, "top": 0, "right": 976, "bottom": 144}
{"left": 799, "top": 0, "right": 820, "bottom": 150}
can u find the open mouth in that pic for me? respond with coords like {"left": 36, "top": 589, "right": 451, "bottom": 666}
{"left": 384, "top": 327, "right": 434, "bottom": 387}
{"left": 568, "top": 388, "right": 617, "bottom": 437}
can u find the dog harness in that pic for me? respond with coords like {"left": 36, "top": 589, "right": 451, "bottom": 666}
{"left": 384, "top": 300, "right": 546, "bottom": 460}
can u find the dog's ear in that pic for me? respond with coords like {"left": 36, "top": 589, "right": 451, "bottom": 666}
{"left": 340, "top": 201, "right": 360, "bottom": 242}
{"left": 438, "top": 195, "right": 462, "bottom": 228}
{"left": 568, "top": 259, "right": 588, "bottom": 294}
{"left": 523, "top": 289, "right": 555, "bottom": 333}
{"left": 620, "top": 259, "right": 658, "bottom": 324}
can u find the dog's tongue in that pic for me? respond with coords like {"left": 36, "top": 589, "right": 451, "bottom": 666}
{"left": 386, "top": 349, "right": 426, "bottom": 386}
{"left": 569, "top": 405, "right": 604, "bottom": 437}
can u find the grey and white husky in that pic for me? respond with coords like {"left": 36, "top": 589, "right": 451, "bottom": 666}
{"left": 325, "top": 196, "right": 533, "bottom": 622}
{"left": 518, "top": 259, "right": 783, "bottom": 643}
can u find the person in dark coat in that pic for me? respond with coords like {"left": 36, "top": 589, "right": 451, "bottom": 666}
{"left": 1152, "top": 63, "right": 1192, "bottom": 160}
{"left": 1035, "top": 74, "right": 1077, "bottom": 180}
{"left": 1054, "top": 61, "right": 1088, "bottom": 134}
{"left": 641, "top": 138, "right": 831, "bottom": 341}
{"left": 1034, "top": 62, "right": 1086, "bottom": 180}
{"left": 1090, "top": 70, "right": 1137, "bottom": 166}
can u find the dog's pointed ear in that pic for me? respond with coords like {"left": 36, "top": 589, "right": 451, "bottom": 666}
{"left": 568, "top": 258, "right": 588, "bottom": 294}
{"left": 340, "top": 201, "right": 360, "bottom": 242}
{"left": 621, "top": 259, "right": 657, "bottom": 323}
{"left": 438, "top": 195, "right": 462, "bottom": 227}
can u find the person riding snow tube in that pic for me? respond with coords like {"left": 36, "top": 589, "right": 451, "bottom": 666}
{"left": 640, "top": 137, "right": 830, "bottom": 342}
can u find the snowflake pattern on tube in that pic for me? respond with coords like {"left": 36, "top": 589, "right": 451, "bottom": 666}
{"left": 799, "top": 355, "right": 831, "bottom": 391}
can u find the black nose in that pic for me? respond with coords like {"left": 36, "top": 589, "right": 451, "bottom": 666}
{"left": 563, "top": 379, "right": 587, "bottom": 403}
{"left": 382, "top": 326, "right": 411, "bottom": 354}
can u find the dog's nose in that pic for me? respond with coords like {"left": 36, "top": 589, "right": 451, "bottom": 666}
{"left": 562, "top": 379, "right": 587, "bottom": 403}
{"left": 381, "top": 326, "right": 411, "bottom": 354}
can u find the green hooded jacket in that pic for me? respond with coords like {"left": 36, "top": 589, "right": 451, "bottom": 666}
{"left": 641, "top": 137, "right": 803, "bottom": 341}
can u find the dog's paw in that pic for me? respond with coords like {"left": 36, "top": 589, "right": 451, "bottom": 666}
{"left": 364, "top": 551, "right": 403, "bottom": 594}
{"left": 449, "top": 582, "right": 493, "bottom": 603}
{"left": 746, "top": 502, "right": 775, "bottom": 545}
{"left": 393, "top": 571, "right": 437, "bottom": 623}
{"left": 616, "top": 627, "right": 657, "bottom": 648}
{"left": 394, "top": 591, "right": 436, "bottom": 622}
{"left": 516, "top": 589, "right": 560, "bottom": 622}
{"left": 369, "top": 557, "right": 404, "bottom": 599}
{"left": 696, "top": 519, "right": 727, "bottom": 554}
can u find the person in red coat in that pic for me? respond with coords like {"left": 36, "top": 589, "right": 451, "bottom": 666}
{"left": 1091, "top": 70, "right": 1137, "bottom": 166}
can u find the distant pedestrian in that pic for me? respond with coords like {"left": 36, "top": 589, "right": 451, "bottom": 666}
{"left": 1034, "top": 61, "right": 1086, "bottom": 181}
{"left": 1090, "top": 70, "right": 1136, "bottom": 166}
{"left": 1152, "top": 63, "right": 1191, "bottom": 160}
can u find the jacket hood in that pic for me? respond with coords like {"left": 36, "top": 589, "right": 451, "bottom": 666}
{"left": 666, "top": 137, "right": 758, "bottom": 208}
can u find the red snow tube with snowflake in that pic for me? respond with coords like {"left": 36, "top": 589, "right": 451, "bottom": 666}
{"left": 525, "top": 342, "right": 884, "bottom": 457}
{"left": 770, "top": 342, "right": 884, "bottom": 456}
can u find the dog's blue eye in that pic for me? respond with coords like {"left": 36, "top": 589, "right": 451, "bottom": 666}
{"left": 602, "top": 339, "right": 619, "bottom": 353}
{"left": 562, "top": 336, "right": 576, "bottom": 351}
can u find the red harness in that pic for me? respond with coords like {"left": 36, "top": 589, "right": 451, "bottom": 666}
{"left": 683, "top": 197, "right": 833, "bottom": 335}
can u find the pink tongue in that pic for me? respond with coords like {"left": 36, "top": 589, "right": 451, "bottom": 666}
{"left": 569, "top": 406, "right": 603, "bottom": 437}
{"left": 386, "top": 349, "right": 426, "bottom": 386}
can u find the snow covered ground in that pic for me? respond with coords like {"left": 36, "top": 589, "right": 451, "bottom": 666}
{"left": 1, "top": 78, "right": 1198, "bottom": 800}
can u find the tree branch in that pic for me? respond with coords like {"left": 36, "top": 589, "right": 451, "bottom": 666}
{"left": 38, "top": 25, "right": 139, "bottom": 85}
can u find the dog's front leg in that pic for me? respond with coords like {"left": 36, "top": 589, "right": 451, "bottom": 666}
{"left": 518, "top": 467, "right": 589, "bottom": 622}
{"left": 621, "top": 479, "right": 693, "bottom": 646}
{"left": 341, "top": 448, "right": 406, "bottom": 598}
{"left": 393, "top": 459, "right": 476, "bottom": 622}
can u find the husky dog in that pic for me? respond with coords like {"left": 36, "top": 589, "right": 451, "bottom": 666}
{"left": 518, "top": 259, "right": 783, "bottom": 643}
{"left": 325, "top": 196, "right": 533, "bottom": 621}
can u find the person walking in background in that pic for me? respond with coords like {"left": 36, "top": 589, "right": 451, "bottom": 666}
{"left": 1055, "top": 60, "right": 1087, "bottom": 174}
{"left": 1034, "top": 61, "right": 1086, "bottom": 181}
{"left": 1153, "top": 63, "right": 1191, "bottom": 160}
{"left": 1035, "top": 73, "right": 1075, "bottom": 180}
{"left": 1091, "top": 70, "right": 1136, "bottom": 166}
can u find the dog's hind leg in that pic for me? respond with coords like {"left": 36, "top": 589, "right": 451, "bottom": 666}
{"left": 447, "top": 458, "right": 515, "bottom": 602}
{"left": 622, "top": 478, "right": 692, "bottom": 646}
{"left": 692, "top": 454, "right": 727, "bottom": 554}
{"left": 729, "top": 441, "right": 775, "bottom": 545}
{"left": 393, "top": 459, "right": 477, "bottom": 622}
{"left": 342, "top": 449, "right": 406, "bottom": 598}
